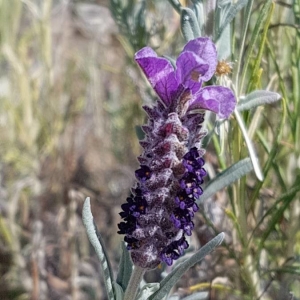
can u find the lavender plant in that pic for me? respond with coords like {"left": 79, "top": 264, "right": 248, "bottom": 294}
{"left": 82, "top": 1, "right": 287, "bottom": 300}
{"left": 83, "top": 35, "right": 235, "bottom": 300}
{"left": 1, "top": 0, "right": 299, "bottom": 299}
{"left": 117, "top": 37, "right": 235, "bottom": 271}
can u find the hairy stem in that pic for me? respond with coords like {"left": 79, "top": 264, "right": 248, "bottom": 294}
{"left": 124, "top": 266, "right": 146, "bottom": 300}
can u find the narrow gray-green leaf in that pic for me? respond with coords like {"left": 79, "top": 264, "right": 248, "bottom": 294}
{"left": 137, "top": 283, "right": 160, "bottom": 300}
{"left": 149, "top": 233, "right": 225, "bottom": 300}
{"left": 113, "top": 282, "right": 124, "bottom": 300}
{"left": 234, "top": 109, "right": 264, "bottom": 181}
{"left": 192, "top": 0, "right": 205, "bottom": 33}
{"left": 199, "top": 157, "right": 253, "bottom": 203}
{"left": 215, "top": 0, "right": 248, "bottom": 41}
{"left": 82, "top": 198, "right": 115, "bottom": 300}
{"left": 216, "top": 23, "right": 231, "bottom": 59}
{"left": 181, "top": 292, "right": 209, "bottom": 300}
{"left": 180, "top": 7, "right": 201, "bottom": 42}
{"left": 237, "top": 90, "right": 281, "bottom": 111}
{"left": 116, "top": 242, "right": 133, "bottom": 291}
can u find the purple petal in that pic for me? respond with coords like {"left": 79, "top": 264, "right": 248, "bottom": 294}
{"left": 176, "top": 51, "right": 209, "bottom": 94}
{"left": 188, "top": 86, "right": 236, "bottom": 119}
{"left": 182, "top": 37, "right": 217, "bottom": 82}
{"left": 135, "top": 47, "right": 179, "bottom": 105}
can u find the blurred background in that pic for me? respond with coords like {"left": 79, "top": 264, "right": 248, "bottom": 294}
{"left": 0, "top": 0, "right": 299, "bottom": 299}
{"left": 0, "top": 0, "right": 179, "bottom": 299}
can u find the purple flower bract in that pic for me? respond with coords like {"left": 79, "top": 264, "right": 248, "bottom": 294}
{"left": 118, "top": 37, "right": 236, "bottom": 269}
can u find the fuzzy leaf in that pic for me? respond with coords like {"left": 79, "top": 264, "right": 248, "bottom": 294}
{"left": 113, "top": 282, "right": 124, "bottom": 300}
{"left": 237, "top": 90, "right": 281, "bottom": 111}
{"left": 149, "top": 233, "right": 225, "bottom": 300}
{"left": 137, "top": 283, "right": 160, "bottom": 300}
{"left": 215, "top": 0, "right": 248, "bottom": 41}
{"left": 199, "top": 158, "right": 253, "bottom": 202}
{"left": 192, "top": 0, "right": 205, "bottom": 33}
{"left": 82, "top": 198, "right": 115, "bottom": 300}
{"left": 216, "top": 23, "right": 231, "bottom": 60}
{"left": 116, "top": 242, "right": 133, "bottom": 291}
{"left": 180, "top": 7, "right": 201, "bottom": 42}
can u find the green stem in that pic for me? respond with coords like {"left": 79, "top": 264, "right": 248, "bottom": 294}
{"left": 231, "top": 111, "right": 259, "bottom": 297}
{"left": 124, "top": 266, "right": 146, "bottom": 300}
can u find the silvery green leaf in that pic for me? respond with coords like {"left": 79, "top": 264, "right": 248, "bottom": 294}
{"left": 214, "top": 1, "right": 232, "bottom": 59}
{"left": 149, "top": 233, "right": 225, "bottom": 300}
{"left": 181, "top": 7, "right": 201, "bottom": 42}
{"left": 215, "top": 0, "right": 248, "bottom": 41}
{"left": 216, "top": 0, "right": 232, "bottom": 20}
{"left": 191, "top": 0, "right": 205, "bottom": 33}
{"left": 203, "top": 0, "right": 217, "bottom": 36}
{"left": 214, "top": 0, "right": 232, "bottom": 38}
{"left": 182, "top": 292, "right": 209, "bottom": 300}
{"left": 116, "top": 242, "right": 133, "bottom": 291}
{"left": 82, "top": 198, "right": 115, "bottom": 300}
{"left": 234, "top": 110, "right": 264, "bottom": 181}
{"left": 199, "top": 157, "right": 253, "bottom": 203}
{"left": 137, "top": 283, "right": 160, "bottom": 300}
{"left": 113, "top": 282, "right": 124, "bottom": 300}
{"left": 216, "top": 23, "right": 231, "bottom": 59}
{"left": 237, "top": 90, "right": 281, "bottom": 111}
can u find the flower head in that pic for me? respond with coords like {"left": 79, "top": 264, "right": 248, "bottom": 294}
{"left": 135, "top": 37, "right": 235, "bottom": 119}
{"left": 118, "top": 37, "right": 236, "bottom": 269}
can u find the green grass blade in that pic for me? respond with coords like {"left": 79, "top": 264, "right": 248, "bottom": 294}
{"left": 247, "top": 1, "right": 274, "bottom": 92}
{"left": 239, "top": 0, "right": 272, "bottom": 94}
{"left": 257, "top": 184, "right": 300, "bottom": 251}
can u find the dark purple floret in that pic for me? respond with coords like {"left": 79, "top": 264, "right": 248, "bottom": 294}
{"left": 135, "top": 165, "right": 152, "bottom": 181}
{"left": 117, "top": 37, "right": 236, "bottom": 269}
{"left": 160, "top": 237, "right": 189, "bottom": 266}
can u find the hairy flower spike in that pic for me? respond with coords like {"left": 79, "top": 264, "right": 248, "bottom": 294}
{"left": 118, "top": 37, "right": 236, "bottom": 269}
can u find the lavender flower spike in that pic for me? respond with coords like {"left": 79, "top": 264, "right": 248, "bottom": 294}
{"left": 118, "top": 37, "right": 236, "bottom": 269}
